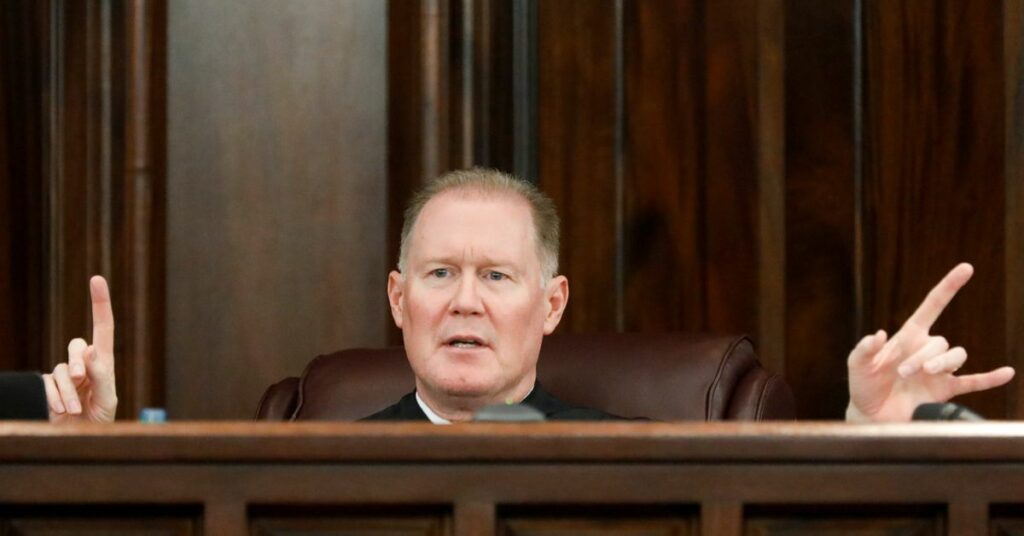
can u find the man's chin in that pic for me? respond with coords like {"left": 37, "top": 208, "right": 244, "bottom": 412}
{"left": 436, "top": 380, "right": 496, "bottom": 400}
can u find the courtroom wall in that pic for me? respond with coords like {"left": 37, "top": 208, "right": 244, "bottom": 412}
{"left": 1, "top": 0, "right": 1022, "bottom": 420}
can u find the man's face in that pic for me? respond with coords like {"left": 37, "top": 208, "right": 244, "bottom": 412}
{"left": 387, "top": 191, "right": 568, "bottom": 403}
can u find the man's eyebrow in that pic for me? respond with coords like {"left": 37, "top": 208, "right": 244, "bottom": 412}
{"left": 418, "top": 255, "right": 524, "bottom": 270}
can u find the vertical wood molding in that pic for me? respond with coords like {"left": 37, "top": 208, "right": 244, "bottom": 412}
{"left": 947, "top": 499, "right": 988, "bottom": 536}
{"left": 120, "top": 0, "right": 166, "bottom": 416}
{"left": 453, "top": 501, "right": 494, "bottom": 536}
{"left": 44, "top": 0, "right": 68, "bottom": 370}
{"left": 2, "top": 0, "right": 169, "bottom": 416}
{"left": 701, "top": 501, "right": 742, "bottom": 536}
{"left": 421, "top": 0, "right": 450, "bottom": 182}
{"left": 203, "top": 499, "right": 246, "bottom": 536}
{"left": 613, "top": 0, "right": 625, "bottom": 331}
{"left": 387, "top": 0, "right": 451, "bottom": 283}
{"left": 1006, "top": 0, "right": 1024, "bottom": 418}
{"left": 756, "top": 0, "right": 785, "bottom": 376}
{"left": 511, "top": 0, "right": 537, "bottom": 181}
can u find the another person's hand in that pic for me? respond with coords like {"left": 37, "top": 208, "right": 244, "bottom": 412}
{"left": 42, "top": 276, "right": 118, "bottom": 423}
{"left": 846, "top": 263, "right": 1015, "bottom": 421}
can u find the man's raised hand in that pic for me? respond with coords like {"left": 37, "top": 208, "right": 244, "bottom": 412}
{"left": 42, "top": 276, "right": 118, "bottom": 423}
{"left": 846, "top": 263, "right": 1015, "bottom": 422}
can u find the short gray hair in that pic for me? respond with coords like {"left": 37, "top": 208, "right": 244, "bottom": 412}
{"left": 398, "top": 168, "right": 560, "bottom": 282}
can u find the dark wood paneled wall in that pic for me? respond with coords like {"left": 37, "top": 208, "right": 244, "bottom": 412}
{"left": 2, "top": 0, "right": 1022, "bottom": 419}
{"left": 164, "top": 0, "right": 388, "bottom": 419}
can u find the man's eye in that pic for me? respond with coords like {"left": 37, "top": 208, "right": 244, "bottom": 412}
{"left": 430, "top": 268, "right": 450, "bottom": 278}
{"left": 486, "top": 271, "right": 507, "bottom": 281}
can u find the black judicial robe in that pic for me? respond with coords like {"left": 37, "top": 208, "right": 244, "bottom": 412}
{"left": 361, "top": 383, "right": 625, "bottom": 421}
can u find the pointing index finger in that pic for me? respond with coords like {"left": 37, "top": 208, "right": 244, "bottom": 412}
{"left": 89, "top": 275, "right": 115, "bottom": 364}
{"left": 905, "top": 263, "right": 973, "bottom": 332}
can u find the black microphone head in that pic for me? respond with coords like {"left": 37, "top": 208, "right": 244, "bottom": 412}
{"left": 912, "top": 402, "right": 984, "bottom": 421}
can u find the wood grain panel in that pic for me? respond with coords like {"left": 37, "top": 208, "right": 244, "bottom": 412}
{"left": 536, "top": 0, "right": 619, "bottom": 333}
{"left": 622, "top": 0, "right": 707, "bottom": 333}
{"left": 702, "top": 1, "right": 766, "bottom": 344}
{"left": 782, "top": 0, "right": 857, "bottom": 418}
{"left": 165, "top": 0, "right": 387, "bottom": 418}
{"left": 863, "top": 0, "right": 1008, "bottom": 418}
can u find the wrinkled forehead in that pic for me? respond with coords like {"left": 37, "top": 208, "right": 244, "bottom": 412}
{"left": 406, "top": 190, "right": 541, "bottom": 266}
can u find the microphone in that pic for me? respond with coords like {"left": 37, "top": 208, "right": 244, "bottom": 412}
{"left": 912, "top": 402, "right": 984, "bottom": 421}
{"left": 473, "top": 403, "right": 546, "bottom": 422}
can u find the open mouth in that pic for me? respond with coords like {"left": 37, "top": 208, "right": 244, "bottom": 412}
{"left": 445, "top": 336, "right": 486, "bottom": 349}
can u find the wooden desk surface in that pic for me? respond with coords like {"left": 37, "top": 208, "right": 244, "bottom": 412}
{"left": 2, "top": 420, "right": 1024, "bottom": 462}
{"left": 2, "top": 422, "right": 1024, "bottom": 536}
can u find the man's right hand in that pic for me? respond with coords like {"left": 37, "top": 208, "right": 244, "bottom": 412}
{"left": 42, "top": 276, "right": 118, "bottom": 423}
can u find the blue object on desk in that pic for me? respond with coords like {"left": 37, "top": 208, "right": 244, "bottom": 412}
{"left": 139, "top": 407, "right": 167, "bottom": 423}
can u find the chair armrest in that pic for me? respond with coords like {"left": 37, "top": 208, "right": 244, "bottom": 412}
{"left": 726, "top": 369, "right": 796, "bottom": 420}
{"left": 254, "top": 377, "right": 300, "bottom": 420}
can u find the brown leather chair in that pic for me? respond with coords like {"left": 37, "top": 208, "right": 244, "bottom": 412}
{"left": 256, "top": 333, "right": 795, "bottom": 421}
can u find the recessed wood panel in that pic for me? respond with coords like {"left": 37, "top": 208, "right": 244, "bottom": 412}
{"left": 501, "top": 505, "right": 698, "bottom": 536}
{"left": 746, "top": 505, "right": 943, "bottom": 536}
{"left": 993, "top": 520, "right": 1024, "bottom": 536}
{"left": 0, "top": 0, "right": 48, "bottom": 374}
{"left": 7, "top": 518, "right": 195, "bottom": 536}
{"left": 2, "top": 505, "right": 199, "bottom": 536}
{"left": 251, "top": 517, "right": 448, "bottom": 536}
{"left": 862, "top": 1, "right": 1008, "bottom": 417}
{"left": 502, "top": 518, "right": 695, "bottom": 536}
{"left": 746, "top": 517, "right": 939, "bottom": 536}
{"left": 165, "top": 0, "right": 387, "bottom": 418}
{"left": 536, "top": 0, "right": 619, "bottom": 333}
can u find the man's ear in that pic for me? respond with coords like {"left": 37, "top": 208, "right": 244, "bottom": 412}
{"left": 542, "top": 275, "right": 569, "bottom": 334}
{"left": 387, "top": 270, "right": 405, "bottom": 329}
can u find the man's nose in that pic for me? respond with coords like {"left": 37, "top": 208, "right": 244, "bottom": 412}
{"left": 450, "top": 274, "right": 484, "bottom": 315}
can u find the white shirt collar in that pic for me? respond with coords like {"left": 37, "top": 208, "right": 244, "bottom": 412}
{"left": 415, "top": 391, "right": 452, "bottom": 424}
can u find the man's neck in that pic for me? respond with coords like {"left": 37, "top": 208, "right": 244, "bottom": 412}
{"left": 414, "top": 376, "right": 536, "bottom": 423}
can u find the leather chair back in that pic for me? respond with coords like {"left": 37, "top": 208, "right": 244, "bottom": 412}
{"left": 256, "top": 333, "right": 795, "bottom": 421}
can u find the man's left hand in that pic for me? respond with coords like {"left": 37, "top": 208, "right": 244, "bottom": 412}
{"left": 846, "top": 263, "right": 1015, "bottom": 422}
